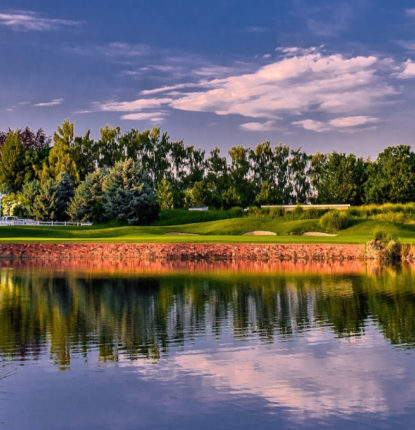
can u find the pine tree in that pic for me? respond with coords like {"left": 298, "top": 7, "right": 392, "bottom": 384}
{"left": 102, "top": 159, "right": 159, "bottom": 224}
{"left": 55, "top": 172, "right": 74, "bottom": 220}
{"left": 68, "top": 170, "right": 105, "bottom": 222}
{"left": 33, "top": 179, "right": 58, "bottom": 221}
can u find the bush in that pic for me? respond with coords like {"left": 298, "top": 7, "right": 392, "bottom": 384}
{"left": 372, "top": 227, "right": 394, "bottom": 243}
{"left": 375, "top": 211, "right": 406, "bottom": 224}
{"left": 319, "top": 210, "right": 350, "bottom": 232}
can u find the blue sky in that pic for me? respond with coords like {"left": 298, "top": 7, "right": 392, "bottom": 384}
{"left": 1, "top": 0, "right": 415, "bottom": 156}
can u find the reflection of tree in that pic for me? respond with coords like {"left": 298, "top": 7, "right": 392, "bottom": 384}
{"left": 1, "top": 268, "right": 415, "bottom": 366}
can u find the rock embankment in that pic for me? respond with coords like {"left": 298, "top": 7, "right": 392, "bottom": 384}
{"left": 0, "top": 242, "right": 365, "bottom": 261}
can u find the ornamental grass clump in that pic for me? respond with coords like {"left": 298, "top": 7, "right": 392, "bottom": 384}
{"left": 319, "top": 210, "right": 350, "bottom": 232}
{"left": 366, "top": 227, "right": 402, "bottom": 261}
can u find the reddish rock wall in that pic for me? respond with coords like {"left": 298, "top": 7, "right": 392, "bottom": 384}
{"left": 0, "top": 242, "right": 365, "bottom": 261}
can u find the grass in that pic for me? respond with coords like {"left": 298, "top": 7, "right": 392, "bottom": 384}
{"left": 2, "top": 216, "right": 415, "bottom": 243}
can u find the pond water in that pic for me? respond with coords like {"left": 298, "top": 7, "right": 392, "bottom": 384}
{"left": 1, "top": 260, "right": 415, "bottom": 429}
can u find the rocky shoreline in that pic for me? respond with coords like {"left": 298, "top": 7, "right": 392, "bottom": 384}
{"left": 0, "top": 242, "right": 366, "bottom": 261}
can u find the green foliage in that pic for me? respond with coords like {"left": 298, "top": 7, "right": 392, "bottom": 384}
{"left": 310, "top": 152, "right": 367, "bottom": 205}
{"left": 184, "top": 180, "right": 209, "bottom": 208}
{"left": 68, "top": 170, "right": 105, "bottom": 222}
{"left": 153, "top": 207, "right": 244, "bottom": 226}
{"left": 372, "top": 227, "right": 394, "bottom": 243}
{"left": 0, "top": 131, "right": 25, "bottom": 192}
{"left": 157, "top": 178, "right": 174, "bottom": 210}
{"left": 375, "top": 211, "right": 406, "bottom": 224}
{"left": 102, "top": 158, "right": 159, "bottom": 225}
{"left": 55, "top": 172, "right": 74, "bottom": 220}
{"left": 43, "top": 120, "right": 79, "bottom": 184}
{"left": 364, "top": 145, "right": 415, "bottom": 203}
{"left": 14, "top": 180, "right": 41, "bottom": 218}
{"left": 222, "top": 186, "right": 242, "bottom": 209}
{"left": 319, "top": 210, "right": 350, "bottom": 232}
{"left": 33, "top": 179, "right": 59, "bottom": 221}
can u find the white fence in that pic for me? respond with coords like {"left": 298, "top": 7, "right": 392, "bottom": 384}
{"left": 0, "top": 219, "right": 92, "bottom": 227}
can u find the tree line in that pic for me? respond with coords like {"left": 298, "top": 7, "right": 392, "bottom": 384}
{"left": 0, "top": 120, "right": 415, "bottom": 223}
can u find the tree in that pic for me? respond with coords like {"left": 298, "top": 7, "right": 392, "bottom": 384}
{"left": 14, "top": 180, "right": 40, "bottom": 218}
{"left": 229, "top": 146, "right": 254, "bottom": 207}
{"left": 157, "top": 178, "right": 174, "bottom": 210}
{"left": 206, "top": 147, "right": 229, "bottom": 208}
{"left": 33, "top": 179, "right": 59, "bottom": 221}
{"left": 102, "top": 159, "right": 159, "bottom": 224}
{"left": 43, "top": 120, "right": 79, "bottom": 184}
{"left": 310, "top": 152, "right": 367, "bottom": 205}
{"left": 289, "top": 148, "right": 311, "bottom": 203}
{"left": 73, "top": 130, "right": 97, "bottom": 180}
{"left": 222, "top": 186, "right": 241, "bottom": 209}
{"left": 96, "top": 125, "right": 122, "bottom": 169}
{"left": 68, "top": 170, "right": 105, "bottom": 222}
{"left": 55, "top": 172, "right": 74, "bottom": 220}
{"left": 0, "top": 131, "right": 25, "bottom": 192}
{"left": 185, "top": 180, "right": 209, "bottom": 208}
{"left": 255, "top": 181, "right": 281, "bottom": 206}
{"left": 364, "top": 146, "right": 415, "bottom": 203}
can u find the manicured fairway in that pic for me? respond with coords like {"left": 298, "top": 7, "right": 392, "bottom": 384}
{"left": 1, "top": 217, "right": 415, "bottom": 243}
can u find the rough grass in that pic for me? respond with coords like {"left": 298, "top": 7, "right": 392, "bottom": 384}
{"left": 1, "top": 216, "right": 415, "bottom": 243}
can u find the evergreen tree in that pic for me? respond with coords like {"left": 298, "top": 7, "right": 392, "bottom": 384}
{"left": 33, "top": 179, "right": 59, "bottom": 221}
{"left": 102, "top": 159, "right": 159, "bottom": 224}
{"left": 55, "top": 172, "right": 74, "bottom": 220}
{"left": 42, "top": 120, "right": 79, "bottom": 184}
{"left": 68, "top": 170, "right": 105, "bottom": 222}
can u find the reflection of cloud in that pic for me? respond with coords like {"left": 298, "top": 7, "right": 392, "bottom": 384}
{"left": 122, "top": 327, "right": 414, "bottom": 423}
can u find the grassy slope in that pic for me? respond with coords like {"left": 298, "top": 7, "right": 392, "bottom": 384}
{"left": 0, "top": 217, "right": 415, "bottom": 243}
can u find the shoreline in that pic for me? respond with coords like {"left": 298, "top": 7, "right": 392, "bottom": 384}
{"left": 0, "top": 242, "right": 366, "bottom": 261}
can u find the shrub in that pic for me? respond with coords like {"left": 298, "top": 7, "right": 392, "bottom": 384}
{"left": 319, "top": 210, "right": 350, "bottom": 232}
{"left": 291, "top": 205, "right": 304, "bottom": 220}
{"left": 372, "top": 227, "right": 394, "bottom": 243}
{"left": 375, "top": 211, "right": 405, "bottom": 224}
{"left": 269, "top": 207, "right": 285, "bottom": 218}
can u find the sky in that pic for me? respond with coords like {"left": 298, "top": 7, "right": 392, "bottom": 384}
{"left": 1, "top": 0, "right": 415, "bottom": 157}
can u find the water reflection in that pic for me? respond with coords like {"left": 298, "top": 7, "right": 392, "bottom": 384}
{"left": 1, "top": 263, "right": 415, "bottom": 366}
{"left": 1, "top": 261, "right": 415, "bottom": 429}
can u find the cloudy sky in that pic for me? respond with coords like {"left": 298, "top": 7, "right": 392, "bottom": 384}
{"left": 1, "top": 0, "right": 415, "bottom": 156}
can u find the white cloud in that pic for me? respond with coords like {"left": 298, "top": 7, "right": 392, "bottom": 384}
{"left": 240, "top": 120, "right": 280, "bottom": 131}
{"left": 293, "top": 116, "right": 379, "bottom": 133}
{"left": 34, "top": 98, "right": 63, "bottom": 107}
{"left": 167, "top": 52, "right": 394, "bottom": 119}
{"left": 120, "top": 112, "right": 166, "bottom": 122}
{"left": 97, "top": 98, "right": 172, "bottom": 112}
{"left": 406, "top": 8, "right": 415, "bottom": 17}
{"left": 292, "top": 119, "right": 331, "bottom": 133}
{"left": 0, "top": 10, "right": 82, "bottom": 31}
{"left": 329, "top": 116, "right": 378, "bottom": 128}
{"left": 93, "top": 49, "right": 400, "bottom": 131}
{"left": 397, "top": 59, "right": 415, "bottom": 78}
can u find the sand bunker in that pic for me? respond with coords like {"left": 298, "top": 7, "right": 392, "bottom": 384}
{"left": 243, "top": 230, "right": 277, "bottom": 236}
{"left": 303, "top": 232, "right": 337, "bottom": 237}
{"left": 164, "top": 232, "right": 199, "bottom": 236}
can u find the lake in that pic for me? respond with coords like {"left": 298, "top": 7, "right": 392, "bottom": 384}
{"left": 1, "top": 260, "right": 415, "bottom": 429}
